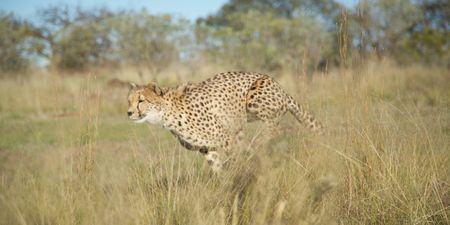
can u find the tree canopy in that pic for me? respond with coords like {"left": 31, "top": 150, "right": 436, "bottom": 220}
{"left": 0, "top": 0, "right": 447, "bottom": 74}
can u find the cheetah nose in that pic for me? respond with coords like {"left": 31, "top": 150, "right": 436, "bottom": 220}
{"left": 127, "top": 111, "right": 132, "bottom": 117}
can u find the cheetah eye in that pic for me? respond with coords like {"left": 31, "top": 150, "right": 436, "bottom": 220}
{"left": 138, "top": 99, "right": 144, "bottom": 103}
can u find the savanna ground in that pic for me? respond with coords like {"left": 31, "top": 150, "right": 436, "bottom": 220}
{"left": 0, "top": 61, "right": 449, "bottom": 225}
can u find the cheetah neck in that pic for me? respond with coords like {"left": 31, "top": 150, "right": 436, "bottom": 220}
{"left": 160, "top": 92, "right": 187, "bottom": 130}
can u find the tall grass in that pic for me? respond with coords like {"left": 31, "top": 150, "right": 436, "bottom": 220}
{"left": 0, "top": 62, "right": 449, "bottom": 224}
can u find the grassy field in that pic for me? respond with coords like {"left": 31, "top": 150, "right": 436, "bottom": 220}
{"left": 0, "top": 62, "right": 449, "bottom": 225}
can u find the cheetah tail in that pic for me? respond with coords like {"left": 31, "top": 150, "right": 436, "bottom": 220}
{"left": 287, "top": 95, "right": 323, "bottom": 132}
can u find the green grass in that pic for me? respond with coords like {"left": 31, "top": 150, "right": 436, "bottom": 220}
{"left": 0, "top": 63, "right": 449, "bottom": 225}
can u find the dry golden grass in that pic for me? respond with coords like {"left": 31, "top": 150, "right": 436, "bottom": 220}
{"left": 0, "top": 61, "right": 449, "bottom": 225}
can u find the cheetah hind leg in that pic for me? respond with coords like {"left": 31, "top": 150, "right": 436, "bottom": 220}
{"left": 245, "top": 76, "right": 287, "bottom": 148}
{"left": 259, "top": 119, "right": 282, "bottom": 147}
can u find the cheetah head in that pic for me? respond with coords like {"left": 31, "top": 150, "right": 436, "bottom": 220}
{"left": 127, "top": 82, "right": 165, "bottom": 124}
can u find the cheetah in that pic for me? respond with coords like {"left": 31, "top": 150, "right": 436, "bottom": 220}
{"left": 127, "top": 72, "right": 322, "bottom": 172}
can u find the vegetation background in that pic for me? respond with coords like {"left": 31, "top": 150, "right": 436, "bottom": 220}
{"left": 0, "top": 0, "right": 449, "bottom": 224}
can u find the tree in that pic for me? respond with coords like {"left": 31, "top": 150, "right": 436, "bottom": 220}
{"left": 400, "top": 0, "right": 449, "bottom": 64}
{"left": 112, "top": 10, "right": 190, "bottom": 73}
{"left": 35, "top": 6, "right": 190, "bottom": 72}
{"left": 0, "top": 12, "right": 43, "bottom": 72}
{"left": 350, "top": 0, "right": 449, "bottom": 64}
{"left": 36, "top": 6, "right": 115, "bottom": 70}
{"left": 199, "top": 0, "right": 341, "bottom": 28}
{"left": 196, "top": 2, "right": 333, "bottom": 73}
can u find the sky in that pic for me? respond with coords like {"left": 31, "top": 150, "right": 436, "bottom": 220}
{"left": 0, "top": 0, "right": 357, "bottom": 21}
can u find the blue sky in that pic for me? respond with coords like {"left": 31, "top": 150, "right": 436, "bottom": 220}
{"left": 1, "top": 0, "right": 357, "bottom": 21}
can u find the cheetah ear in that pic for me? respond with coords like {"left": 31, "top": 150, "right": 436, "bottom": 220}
{"left": 128, "top": 82, "right": 137, "bottom": 89}
{"left": 146, "top": 82, "right": 163, "bottom": 96}
{"left": 154, "top": 86, "right": 163, "bottom": 96}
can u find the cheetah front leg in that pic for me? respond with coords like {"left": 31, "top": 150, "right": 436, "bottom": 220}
{"left": 203, "top": 138, "right": 235, "bottom": 174}
{"left": 204, "top": 151, "right": 223, "bottom": 174}
{"left": 264, "top": 119, "right": 282, "bottom": 139}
